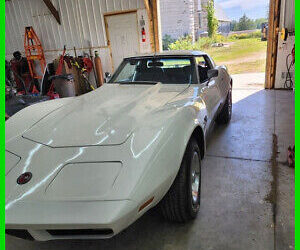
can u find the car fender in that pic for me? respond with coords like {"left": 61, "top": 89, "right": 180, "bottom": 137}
{"left": 126, "top": 103, "right": 206, "bottom": 212}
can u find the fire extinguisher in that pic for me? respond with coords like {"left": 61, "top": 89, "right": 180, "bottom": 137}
{"left": 141, "top": 27, "right": 146, "bottom": 43}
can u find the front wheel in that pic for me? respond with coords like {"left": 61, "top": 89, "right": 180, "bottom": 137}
{"left": 160, "top": 137, "right": 201, "bottom": 222}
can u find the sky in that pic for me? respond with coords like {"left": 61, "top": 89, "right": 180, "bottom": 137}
{"left": 215, "top": 0, "right": 269, "bottom": 21}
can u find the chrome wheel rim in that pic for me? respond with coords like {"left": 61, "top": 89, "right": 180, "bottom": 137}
{"left": 191, "top": 151, "right": 200, "bottom": 205}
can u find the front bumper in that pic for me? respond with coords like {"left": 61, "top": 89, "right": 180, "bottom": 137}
{"left": 6, "top": 199, "right": 138, "bottom": 241}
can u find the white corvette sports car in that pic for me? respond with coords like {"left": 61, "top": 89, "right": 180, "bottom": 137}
{"left": 5, "top": 51, "right": 232, "bottom": 241}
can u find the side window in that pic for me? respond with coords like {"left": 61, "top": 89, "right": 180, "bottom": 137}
{"left": 114, "top": 62, "right": 137, "bottom": 82}
{"left": 195, "top": 56, "right": 211, "bottom": 83}
{"left": 205, "top": 55, "right": 215, "bottom": 68}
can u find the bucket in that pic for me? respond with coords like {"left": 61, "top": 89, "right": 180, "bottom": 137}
{"left": 50, "top": 74, "right": 76, "bottom": 98}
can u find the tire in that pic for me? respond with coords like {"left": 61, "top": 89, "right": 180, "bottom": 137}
{"left": 216, "top": 88, "right": 232, "bottom": 124}
{"left": 160, "top": 137, "right": 201, "bottom": 222}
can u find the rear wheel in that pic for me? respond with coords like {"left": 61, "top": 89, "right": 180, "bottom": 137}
{"left": 216, "top": 88, "right": 232, "bottom": 124}
{"left": 160, "top": 138, "right": 201, "bottom": 222}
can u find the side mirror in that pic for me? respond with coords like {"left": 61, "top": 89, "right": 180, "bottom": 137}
{"left": 207, "top": 69, "right": 218, "bottom": 79}
{"left": 104, "top": 72, "right": 111, "bottom": 83}
{"left": 206, "top": 69, "right": 218, "bottom": 86}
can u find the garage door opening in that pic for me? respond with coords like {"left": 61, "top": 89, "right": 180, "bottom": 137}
{"left": 159, "top": 0, "right": 293, "bottom": 90}
{"left": 160, "top": 0, "right": 268, "bottom": 83}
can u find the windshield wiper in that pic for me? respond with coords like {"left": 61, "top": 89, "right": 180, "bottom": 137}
{"left": 115, "top": 81, "right": 159, "bottom": 85}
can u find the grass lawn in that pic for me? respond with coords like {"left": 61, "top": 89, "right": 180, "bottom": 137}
{"left": 204, "top": 38, "right": 267, "bottom": 74}
{"left": 226, "top": 59, "right": 266, "bottom": 75}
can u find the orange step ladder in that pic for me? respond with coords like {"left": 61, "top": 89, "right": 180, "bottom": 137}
{"left": 24, "top": 26, "right": 46, "bottom": 79}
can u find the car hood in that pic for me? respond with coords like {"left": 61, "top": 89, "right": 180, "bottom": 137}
{"left": 22, "top": 83, "right": 188, "bottom": 147}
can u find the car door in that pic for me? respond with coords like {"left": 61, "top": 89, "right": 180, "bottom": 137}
{"left": 207, "top": 55, "right": 230, "bottom": 104}
{"left": 195, "top": 56, "right": 222, "bottom": 129}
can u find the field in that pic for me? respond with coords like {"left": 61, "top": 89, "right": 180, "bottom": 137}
{"left": 204, "top": 38, "right": 268, "bottom": 74}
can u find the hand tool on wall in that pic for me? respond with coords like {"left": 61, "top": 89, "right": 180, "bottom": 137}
{"left": 88, "top": 44, "right": 99, "bottom": 87}
{"left": 47, "top": 45, "right": 67, "bottom": 99}
{"left": 55, "top": 45, "right": 66, "bottom": 75}
{"left": 74, "top": 46, "right": 77, "bottom": 57}
{"left": 70, "top": 58, "right": 95, "bottom": 92}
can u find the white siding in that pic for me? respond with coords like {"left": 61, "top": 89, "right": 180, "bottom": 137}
{"left": 5, "top": 0, "right": 149, "bottom": 73}
{"left": 160, "top": 0, "right": 194, "bottom": 40}
{"left": 279, "top": 0, "right": 295, "bottom": 31}
{"left": 284, "top": 0, "right": 295, "bottom": 31}
{"left": 274, "top": 35, "right": 295, "bottom": 88}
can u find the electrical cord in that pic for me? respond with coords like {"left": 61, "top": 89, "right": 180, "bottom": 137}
{"left": 284, "top": 53, "right": 294, "bottom": 89}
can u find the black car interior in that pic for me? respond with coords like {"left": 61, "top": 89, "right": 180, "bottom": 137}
{"left": 197, "top": 57, "right": 212, "bottom": 83}
{"left": 198, "top": 65, "right": 209, "bottom": 83}
{"left": 134, "top": 60, "right": 193, "bottom": 84}
{"left": 113, "top": 56, "right": 214, "bottom": 84}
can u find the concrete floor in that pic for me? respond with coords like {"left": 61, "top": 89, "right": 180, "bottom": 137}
{"left": 6, "top": 73, "right": 295, "bottom": 250}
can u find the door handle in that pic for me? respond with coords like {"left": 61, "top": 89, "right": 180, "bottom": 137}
{"left": 204, "top": 116, "right": 208, "bottom": 123}
{"left": 207, "top": 80, "right": 215, "bottom": 87}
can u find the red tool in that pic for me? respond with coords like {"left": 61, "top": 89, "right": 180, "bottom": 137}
{"left": 47, "top": 46, "right": 66, "bottom": 99}
{"left": 24, "top": 26, "right": 46, "bottom": 79}
{"left": 55, "top": 45, "right": 66, "bottom": 75}
{"left": 83, "top": 57, "right": 93, "bottom": 73}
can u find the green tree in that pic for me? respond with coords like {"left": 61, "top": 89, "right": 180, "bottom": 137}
{"left": 168, "top": 35, "right": 193, "bottom": 51}
{"left": 254, "top": 18, "right": 268, "bottom": 29}
{"left": 237, "top": 14, "right": 256, "bottom": 31}
{"left": 162, "top": 34, "right": 176, "bottom": 50}
{"left": 206, "top": 0, "right": 218, "bottom": 37}
{"left": 230, "top": 20, "right": 238, "bottom": 31}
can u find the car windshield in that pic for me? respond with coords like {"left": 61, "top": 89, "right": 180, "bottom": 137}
{"left": 109, "top": 57, "right": 197, "bottom": 84}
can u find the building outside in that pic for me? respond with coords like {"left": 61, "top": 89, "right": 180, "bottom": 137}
{"left": 160, "top": 0, "right": 197, "bottom": 41}
{"left": 160, "top": 0, "right": 231, "bottom": 41}
{"left": 214, "top": 3, "right": 231, "bottom": 34}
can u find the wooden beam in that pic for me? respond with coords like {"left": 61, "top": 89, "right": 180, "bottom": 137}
{"left": 103, "top": 9, "right": 138, "bottom": 17}
{"left": 265, "top": 0, "right": 281, "bottom": 89}
{"left": 151, "top": 0, "right": 161, "bottom": 52}
{"left": 270, "top": 0, "right": 281, "bottom": 88}
{"left": 144, "top": 0, "right": 161, "bottom": 52}
{"left": 144, "top": 0, "right": 155, "bottom": 52}
{"left": 265, "top": 0, "right": 274, "bottom": 88}
{"left": 42, "top": 0, "right": 61, "bottom": 25}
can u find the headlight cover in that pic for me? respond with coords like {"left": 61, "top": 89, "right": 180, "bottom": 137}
{"left": 46, "top": 162, "right": 122, "bottom": 200}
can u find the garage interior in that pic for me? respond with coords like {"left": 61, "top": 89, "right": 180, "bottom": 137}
{"left": 5, "top": 0, "right": 294, "bottom": 249}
